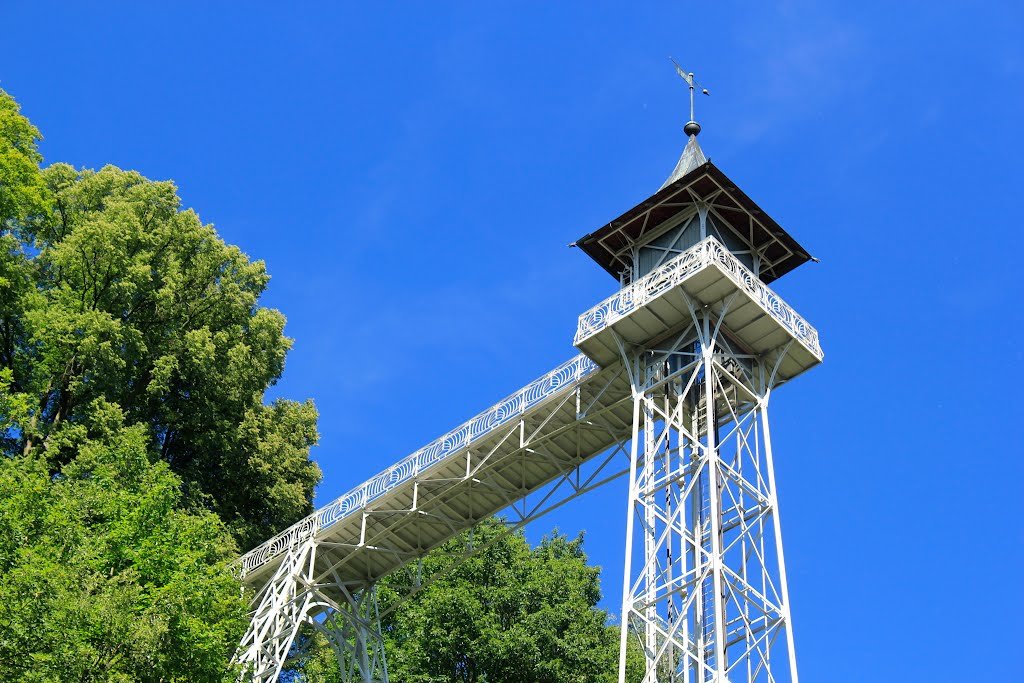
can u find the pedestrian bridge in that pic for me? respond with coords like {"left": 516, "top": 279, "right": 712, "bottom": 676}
{"left": 236, "top": 236, "right": 822, "bottom": 642}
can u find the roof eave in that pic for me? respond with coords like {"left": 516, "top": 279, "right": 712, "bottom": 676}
{"left": 573, "top": 160, "right": 814, "bottom": 284}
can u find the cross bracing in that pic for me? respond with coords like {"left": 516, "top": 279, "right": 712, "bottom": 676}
{"left": 613, "top": 298, "right": 802, "bottom": 682}
{"left": 233, "top": 235, "right": 823, "bottom": 682}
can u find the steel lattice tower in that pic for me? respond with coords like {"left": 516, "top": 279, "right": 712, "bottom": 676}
{"left": 233, "top": 81, "right": 821, "bottom": 683}
{"left": 614, "top": 271, "right": 800, "bottom": 682}
{"left": 572, "top": 125, "right": 814, "bottom": 682}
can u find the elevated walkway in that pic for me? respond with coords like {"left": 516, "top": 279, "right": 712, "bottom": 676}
{"left": 240, "top": 354, "right": 631, "bottom": 594}
{"left": 238, "top": 237, "right": 823, "bottom": 603}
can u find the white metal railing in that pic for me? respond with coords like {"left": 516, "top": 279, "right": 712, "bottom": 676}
{"left": 574, "top": 236, "right": 823, "bottom": 360}
{"left": 239, "top": 354, "right": 598, "bottom": 576}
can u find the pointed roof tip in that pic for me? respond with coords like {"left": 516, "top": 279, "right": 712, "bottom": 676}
{"left": 659, "top": 133, "right": 707, "bottom": 191}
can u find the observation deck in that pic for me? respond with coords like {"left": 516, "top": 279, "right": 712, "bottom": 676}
{"left": 238, "top": 235, "right": 822, "bottom": 600}
{"left": 574, "top": 236, "right": 822, "bottom": 381}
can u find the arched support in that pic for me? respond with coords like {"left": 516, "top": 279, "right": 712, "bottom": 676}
{"left": 312, "top": 589, "right": 389, "bottom": 683}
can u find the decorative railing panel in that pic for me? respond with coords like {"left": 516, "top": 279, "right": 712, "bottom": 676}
{"left": 240, "top": 354, "right": 598, "bottom": 576}
{"left": 574, "top": 237, "right": 823, "bottom": 360}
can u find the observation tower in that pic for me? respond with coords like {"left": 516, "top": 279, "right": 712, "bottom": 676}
{"left": 234, "top": 69, "right": 822, "bottom": 683}
{"left": 575, "top": 120, "right": 818, "bottom": 683}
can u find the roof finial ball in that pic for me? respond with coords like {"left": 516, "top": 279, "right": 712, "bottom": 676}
{"left": 684, "top": 120, "right": 702, "bottom": 137}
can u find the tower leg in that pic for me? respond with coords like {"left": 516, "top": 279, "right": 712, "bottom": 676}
{"left": 235, "top": 539, "right": 319, "bottom": 681}
{"left": 616, "top": 306, "right": 799, "bottom": 683}
{"left": 233, "top": 538, "right": 389, "bottom": 682}
{"left": 314, "top": 587, "right": 390, "bottom": 683}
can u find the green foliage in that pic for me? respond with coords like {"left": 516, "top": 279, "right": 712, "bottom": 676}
{"left": 0, "top": 90, "right": 48, "bottom": 229}
{"left": 0, "top": 87, "right": 321, "bottom": 680}
{"left": 292, "top": 518, "right": 644, "bottom": 683}
{"left": 0, "top": 400, "right": 246, "bottom": 682}
{"left": 0, "top": 92, "right": 320, "bottom": 548}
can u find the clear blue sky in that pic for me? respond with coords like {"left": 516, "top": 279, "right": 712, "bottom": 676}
{"left": 3, "top": 1, "right": 1022, "bottom": 679}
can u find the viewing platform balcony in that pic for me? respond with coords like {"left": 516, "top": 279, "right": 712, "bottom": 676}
{"left": 574, "top": 236, "right": 823, "bottom": 382}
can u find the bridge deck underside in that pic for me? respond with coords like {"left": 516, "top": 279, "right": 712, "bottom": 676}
{"left": 244, "top": 362, "right": 634, "bottom": 603}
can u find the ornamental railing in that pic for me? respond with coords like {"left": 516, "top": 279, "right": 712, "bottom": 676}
{"left": 239, "top": 353, "right": 598, "bottom": 577}
{"left": 574, "top": 236, "right": 823, "bottom": 360}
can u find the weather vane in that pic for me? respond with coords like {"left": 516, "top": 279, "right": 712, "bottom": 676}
{"left": 669, "top": 57, "right": 710, "bottom": 137}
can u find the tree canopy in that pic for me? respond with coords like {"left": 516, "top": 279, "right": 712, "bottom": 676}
{"left": 0, "top": 397, "right": 246, "bottom": 681}
{"left": 290, "top": 518, "right": 644, "bottom": 683}
{"left": 0, "top": 93, "right": 320, "bottom": 550}
{"left": 0, "top": 87, "right": 320, "bottom": 680}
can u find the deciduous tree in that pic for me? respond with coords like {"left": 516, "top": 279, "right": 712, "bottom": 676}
{"left": 289, "top": 518, "right": 644, "bottom": 683}
{"left": 0, "top": 391, "right": 246, "bottom": 681}
{"left": 0, "top": 86, "right": 320, "bottom": 680}
{"left": 0, "top": 88, "right": 320, "bottom": 550}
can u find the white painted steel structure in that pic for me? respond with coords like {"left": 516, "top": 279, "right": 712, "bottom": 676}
{"left": 233, "top": 140, "right": 822, "bottom": 683}
{"left": 608, "top": 291, "right": 804, "bottom": 683}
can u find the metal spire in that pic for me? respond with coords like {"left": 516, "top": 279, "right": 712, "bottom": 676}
{"left": 660, "top": 58, "right": 711, "bottom": 190}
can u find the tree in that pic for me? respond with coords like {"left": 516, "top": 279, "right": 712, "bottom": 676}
{"left": 0, "top": 87, "right": 320, "bottom": 679}
{"left": 0, "top": 92, "right": 320, "bottom": 550}
{"left": 290, "top": 518, "right": 645, "bottom": 683}
{"left": 0, "top": 395, "right": 247, "bottom": 682}
{"left": 0, "top": 88, "right": 48, "bottom": 229}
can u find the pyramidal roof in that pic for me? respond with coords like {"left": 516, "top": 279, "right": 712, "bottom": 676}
{"left": 658, "top": 134, "right": 706, "bottom": 191}
{"left": 573, "top": 126, "right": 815, "bottom": 285}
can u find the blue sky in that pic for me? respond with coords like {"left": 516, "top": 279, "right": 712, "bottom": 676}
{"left": 3, "top": 1, "right": 1023, "bottom": 679}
